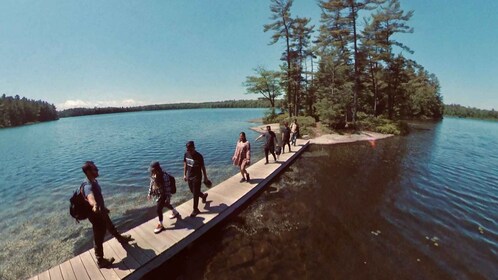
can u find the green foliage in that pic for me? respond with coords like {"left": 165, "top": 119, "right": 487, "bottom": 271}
{"left": 444, "top": 104, "right": 498, "bottom": 121}
{"left": 0, "top": 94, "right": 58, "bottom": 128}
{"left": 356, "top": 114, "right": 409, "bottom": 135}
{"left": 264, "top": 113, "right": 316, "bottom": 136}
{"left": 256, "top": 0, "right": 444, "bottom": 132}
{"left": 244, "top": 66, "right": 282, "bottom": 108}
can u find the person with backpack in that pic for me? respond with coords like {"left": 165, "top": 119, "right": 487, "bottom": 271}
{"left": 183, "top": 141, "right": 210, "bottom": 217}
{"left": 148, "top": 161, "right": 180, "bottom": 234}
{"left": 80, "top": 161, "right": 133, "bottom": 268}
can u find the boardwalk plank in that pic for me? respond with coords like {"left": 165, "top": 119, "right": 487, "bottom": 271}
{"left": 126, "top": 228, "right": 160, "bottom": 259}
{"left": 37, "top": 270, "right": 50, "bottom": 280}
{"left": 87, "top": 249, "right": 120, "bottom": 280}
{"left": 133, "top": 221, "right": 171, "bottom": 249}
{"left": 79, "top": 251, "right": 105, "bottom": 280}
{"left": 106, "top": 239, "right": 141, "bottom": 272}
{"left": 48, "top": 265, "right": 63, "bottom": 280}
{"left": 69, "top": 256, "right": 90, "bottom": 280}
{"left": 102, "top": 241, "right": 130, "bottom": 279}
{"left": 60, "top": 260, "right": 77, "bottom": 280}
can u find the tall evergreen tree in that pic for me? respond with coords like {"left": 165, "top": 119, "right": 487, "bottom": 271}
{"left": 289, "top": 16, "right": 314, "bottom": 116}
{"left": 264, "top": 0, "right": 294, "bottom": 116}
{"left": 319, "top": 0, "right": 385, "bottom": 124}
{"left": 371, "top": 0, "right": 414, "bottom": 119}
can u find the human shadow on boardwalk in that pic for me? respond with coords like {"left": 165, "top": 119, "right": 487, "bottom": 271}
{"left": 114, "top": 242, "right": 157, "bottom": 270}
{"left": 166, "top": 202, "right": 229, "bottom": 231}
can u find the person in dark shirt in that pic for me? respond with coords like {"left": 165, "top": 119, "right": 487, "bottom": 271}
{"left": 281, "top": 122, "right": 291, "bottom": 153}
{"left": 81, "top": 161, "right": 133, "bottom": 269}
{"left": 183, "top": 141, "right": 210, "bottom": 217}
{"left": 255, "top": 125, "right": 278, "bottom": 164}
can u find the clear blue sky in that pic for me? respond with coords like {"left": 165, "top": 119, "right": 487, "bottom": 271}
{"left": 0, "top": 0, "right": 496, "bottom": 110}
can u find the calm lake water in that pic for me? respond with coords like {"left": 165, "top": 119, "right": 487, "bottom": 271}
{"left": 147, "top": 117, "right": 498, "bottom": 280}
{"left": 1, "top": 112, "right": 497, "bottom": 279}
{"left": 0, "top": 108, "right": 267, "bottom": 280}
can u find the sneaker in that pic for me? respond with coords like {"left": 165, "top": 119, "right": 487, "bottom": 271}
{"left": 190, "top": 209, "right": 201, "bottom": 217}
{"left": 97, "top": 257, "right": 115, "bottom": 269}
{"left": 169, "top": 211, "right": 180, "bottom": 219}
{"left": 202, "top": 193, "right": 208, "bottom": 203}
{"left": 240, "top": 178, "right": 246, "bottom": 183}
{"left": 117, "top": 234, "right": 133, "bottom": 244}
{"left": 153, "top": 223, "right": 164, "bottom": 234}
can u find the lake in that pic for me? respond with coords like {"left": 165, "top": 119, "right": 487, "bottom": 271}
{"left": 0, "top": 108, "right": 267, "bottom": 280}
{"left": 1, "top": 111, "right": 497, "bottom": 279}
{"left": 146, "top": 117, "right": 498, "bottom": 279}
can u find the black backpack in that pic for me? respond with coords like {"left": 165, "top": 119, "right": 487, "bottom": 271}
{"left": 168, "top": 174, "right": 176, "bottom": 194}
{"left": 69, "top": 183, "right": 91, "bottom": 223}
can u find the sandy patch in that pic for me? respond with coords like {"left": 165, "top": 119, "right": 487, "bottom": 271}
{"left": 250, "top": 123, "right": 393, "bottom": 145}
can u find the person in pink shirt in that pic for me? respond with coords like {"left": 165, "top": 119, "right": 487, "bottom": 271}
{"left": 232, "top": 132, "right": 251, "bottom": 182}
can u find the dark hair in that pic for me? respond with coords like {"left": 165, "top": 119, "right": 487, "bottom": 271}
{"left": 82, "top": 161, "right": 96, "bottom": 175}
{"left": 239, "top": 132, "right": 247, "bottom": 143}
{"left": 186, "top": 141, "right": 195, "bottom": 148}
{"left": 150, "top": 162, "right": 165, "bottom": 187}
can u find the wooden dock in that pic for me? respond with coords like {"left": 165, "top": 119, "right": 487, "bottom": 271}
{"left": 29, "top": 140, "right": 310, "bottom": 280}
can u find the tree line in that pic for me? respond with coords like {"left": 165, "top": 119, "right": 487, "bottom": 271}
{"left": 58, "top": 99, "right": 276, "bottom": 118}
{"left": 0, "top": 94, "right": 58, "bottom": 128}
{"left": 444, "top": 104, "right": 498, "bottom": 121}
{"left": 245, "top": 0, "right": 444, "bottom": 130}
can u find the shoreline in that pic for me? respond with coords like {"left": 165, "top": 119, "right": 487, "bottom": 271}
{"left": 250, "top": 123, "right": 393, "bottom": 145}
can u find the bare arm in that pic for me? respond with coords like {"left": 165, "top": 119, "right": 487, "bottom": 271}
{"left": 183, "top": 161, "right": 187, "bottom": 181}
{"left": 86, "top": 193, "right": 99, "bottom": 212}
{"left": 202, "top": 165, "right": 209, "bottom": 182}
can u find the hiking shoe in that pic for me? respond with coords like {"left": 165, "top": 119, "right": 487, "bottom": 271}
{"left": 190, "top": 209, "right": 201, "bottom": 217}
{"left": 153, "top": 223, "right": 164, "bottom": 234}
{"left": 117, "top": 234, "right": 133, "bottom": 244}
{"left": 202, "top": 193, "right": 208, "bottom": 203}
{"left": 169, "top": 212, "right": 180, "bottom": 219}
{"left": 97, "top": 257, "right": 115, "bottom": 269}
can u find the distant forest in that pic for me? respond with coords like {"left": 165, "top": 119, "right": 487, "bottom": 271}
{"left": 58, "top": 99, "right": 275, "bottom": 118}
{"left": 0, "top": 94, "right": 58, "bottom": 128}
{"left": 444, "top": 104, "right": 498, "bottom": 121}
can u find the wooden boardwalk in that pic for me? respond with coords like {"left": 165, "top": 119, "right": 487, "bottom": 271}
{"left": 29, "top": 139, "right": 310, "bottom": 280}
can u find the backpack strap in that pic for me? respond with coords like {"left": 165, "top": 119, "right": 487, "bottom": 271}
{"left": 79, "top": 182, "right": 88, "bottom": 200}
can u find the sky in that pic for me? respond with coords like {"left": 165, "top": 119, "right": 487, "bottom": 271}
{"left": 0, "top": 0, "right": 496, "bottom": 110}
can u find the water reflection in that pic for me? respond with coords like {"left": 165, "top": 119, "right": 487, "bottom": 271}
{"left": 148, "top": 119, "right": 498, "bottom": 279}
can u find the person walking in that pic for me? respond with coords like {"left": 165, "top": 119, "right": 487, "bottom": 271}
{"left": 281, "top": 122, "right": 291, "bottom": 153}
{"left": 232, "top": 132, "right": 251, "bottom": 182}
{"left": 290, "top": 119, "right": 299, "bottom": 146}
{"left": 183, "top": 141, "right": 210, "bottom": 217}
{"left": 255, "top": 125, "right": 278, "bottom": 164}
{"left": 147, "top": 161, "right": 180, "bottom": 234}
{"left": 81, "top": 161, "right": 133, "bottom": 269}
